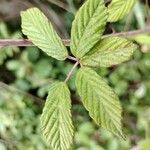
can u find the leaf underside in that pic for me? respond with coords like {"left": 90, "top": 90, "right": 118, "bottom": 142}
{"left": 71, "top": 0, "right": 108, "bottom": 58}
{"left": 21, "top": 8, "right": 68, "bottom": 60}
{"left": 108, "top": 0, "right": 136, "bottom": 22}
{"left": 40, "top": 82, "right": 74, "bottom": 150}
{"left": 81, "top": 36, "right": 138, "bottom": 67}
{"left": 76, "top": 67, "right": 125, "bottom": 139}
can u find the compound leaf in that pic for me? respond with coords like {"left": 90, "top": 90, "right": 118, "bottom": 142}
{"left": 71, "top": 0, "right": 108, "bottom": 58}
{"left": 76, "top": 67, "right": 125, "bottom": 139}
{"left": 21, "top": 8, "right": 68, "bottom": 60}
{"left": 108, "top": 0, "right": 136, "bottom": 22}
{"left": 41, "top": 82, "right": 74, "bottom": 150}
{"left": 81, "top": 37, "right": 137, "bottom": 67}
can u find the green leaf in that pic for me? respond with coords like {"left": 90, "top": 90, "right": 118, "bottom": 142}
{"left": 76, "top": 67, "right": 125, "bottom": 139}
{"left": 81, "top": 37, "right": 137, "bottom": 67}
{"left": 108, "top": 0, "right": 136, "bottom": 22}
{"left": 40, "top": 82, "right": 74, "bottom": 150}
{"left": 70, "top": 0, "right": 108, "bottom": 58}
{"left": 21, "top": 8, "right": 68, "bottom": 60}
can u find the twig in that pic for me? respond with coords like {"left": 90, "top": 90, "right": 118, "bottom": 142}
{"left": 0, "top": 27, "right": 150, "bottom": 48}
{"left": 103, "top": 27, "right": 150, "bottom": 38}
{"left": 65, "top": 61, "right": 79, "bottom": 83}
{"left": 47, "top": 0, "right": 71, "bottom": 13}
{"left": 0, "top": 39, "right": 33, "bottom": 47}
{"left": 0, "top": 82, "right": 44, "bottom": 106}
{"left": 0, "top": 39, "right": 70, "bottom": 47}
{"left": 0, "top": 138, "right": 17, "bottom": 146}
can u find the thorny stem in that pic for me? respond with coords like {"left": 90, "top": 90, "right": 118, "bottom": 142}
{"left": 0, "top": 27, "right": 150, "bottom": 48}
{"left": 65, "top": 61, "right": 79, "bottom": 83}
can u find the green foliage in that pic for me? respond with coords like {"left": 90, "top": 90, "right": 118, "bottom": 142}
{"left": 107, "top": 0, "right": 136, "bottom": 22}
{"left": 0, "top": 22, "right": 21, "bottom": 64}
{"left": 0, "top": 0, "right": 149, "bottom": 149}
{"left": 81, "top": 37, "right": 137, "bottom": 67}
{"left": 40, "top": 82, "right": 74, "bottom": 150}
{"left": 19, "top": 0, "right": 140, "bottom": 148}
{"left": 5, "top": 49, "right": 76, "bottom": 98}
{"left": 0, "top": 84, "right": 48, "bottom": 150}
{"left": 75, "top": 67, "right": 124, "bottom": 139}
{"left": 70, "top": 0, "right": 108, "bottom": 58}
{"left": 21, "top": 8, "right": 68, "bottom": 60}
{"left": 1, "top": 49, "right": 150, "bottom": 149}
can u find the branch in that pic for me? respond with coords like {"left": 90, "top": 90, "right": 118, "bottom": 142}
{"left": 47, "top": 0, "right": 71, "bottom": 13}
{"left": 0, "top": 27, "right": 150, "bottom": 47}
{"left": 0, "top": 82, "right": 44, "bottom": 106}
{"left": 0, "top": 138, "right": 17, "bottom": 146}
{"left": 0, "top": 39, "right": 70, "bottom": 47}
{"left": 103, "top": 27, "right": 150, "bottom": 38}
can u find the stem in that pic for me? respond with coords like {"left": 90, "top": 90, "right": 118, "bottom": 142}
{"left": 65, "top": 61, "right": 79, "bottom": 83}
{"left": 0, "top": 39, "right": 70, "bottom": 47}
{"left": 67, "top": 56, "right": 78, "bottom": 61}
{"left": 103, "top": 27, "right": 150, "bottom": 38}
{"left": 0, "top": 27, "right": 150, "bottom": 47}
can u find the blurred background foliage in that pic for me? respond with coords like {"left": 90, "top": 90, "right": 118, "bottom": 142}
{"left": 0, "top": 0, "right": 150, "bottom": 149}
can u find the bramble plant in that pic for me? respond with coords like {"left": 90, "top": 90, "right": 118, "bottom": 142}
{"left": 21, "top": 0, "right": 137, "bottom": 149}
